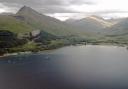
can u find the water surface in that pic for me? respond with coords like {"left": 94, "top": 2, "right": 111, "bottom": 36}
{"left": 0, "top": 45, "right": 128, "bottom": 89}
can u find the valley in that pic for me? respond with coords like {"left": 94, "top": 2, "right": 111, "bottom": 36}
{"left": 0, "top": 6, "right": 128, "bottom": 56}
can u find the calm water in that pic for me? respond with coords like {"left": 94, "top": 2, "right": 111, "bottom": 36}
{"left": 0, "top": 45, "right": 128, "bottom": 89}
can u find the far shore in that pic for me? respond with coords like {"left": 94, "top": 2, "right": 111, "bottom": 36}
{"left": 0, "top": 44, "right": 128, "bottom": 58}
{"left": 0, "top": 51, "right": 32, "bottom": 58}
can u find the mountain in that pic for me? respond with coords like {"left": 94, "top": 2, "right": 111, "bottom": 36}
{"left": 66, "top": 19, "right": 78, "bottom": 23}
{"left": 0, "top": 12, "right": 14, "bottom": 15}
{"left": 66, "top": 16, "right": 113, "bottom": 34}
{"left": 0, "top": 15, "right": 34, "bottom": 34}
{"left": 105, "top": 18, "right": 128, "bottom": 36}
{"left": 106, "top": 18, "right": 127, "bottom": 25}
{"left": 0, "top": 6, "right": 79, "bottom": 37}
{"left": 100, "top": 18, "right": 128, "bottom": 43}
{"left": 0, "top": 6, "right": 87, "bottom": 55}
{"left": 15, "top": 6, "right": 77, "bottom": 36}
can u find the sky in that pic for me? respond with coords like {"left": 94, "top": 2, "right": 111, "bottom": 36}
{"left": 0, "top": 0, "right": 128, "bottom": 20}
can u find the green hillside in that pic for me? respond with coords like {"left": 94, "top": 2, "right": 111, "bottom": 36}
{"left": 0, "top": 6, "right": 88, "bottom": 55}
{"left": 66, "top": 16, "right": 112, "bottom": 34}
{"left": 0, "top": 15, "right": 33, "bottom": 34}
{"left": 16, "top": 6, "right": 77, "bottom": 36}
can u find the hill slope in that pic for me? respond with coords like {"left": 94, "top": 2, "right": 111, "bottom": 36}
{"left": 0, "top": 15, "right": 34, "bottom": 34}
{"left": 106, "top": 18, "right": 128, "bottom": 36}
{"left": 0, "top": 6, "right": 79, "bottom": 37}
{"left": 66, "top": 16, "right": 113, "bottom": 34}
{"left": 15, "top": 6, "right": 77, "bottom": 36}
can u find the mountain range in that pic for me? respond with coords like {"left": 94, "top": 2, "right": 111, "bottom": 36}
{"left": 0, "top": 5, "right": 128, "bottom": 48}
{"left": 0, "top": 6, "right": 79, "bottom": 37}
{"left": 66, "top": 16, "right": 113, "bottom": 34}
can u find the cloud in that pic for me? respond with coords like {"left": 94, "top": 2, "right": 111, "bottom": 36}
{"left": 0, "top": 0, "right": 128, "bottom": 20}
{"left": 69, "top": 0, "right": 97, "bottom": 5}
{"left": 0, "top": 0, "right": 97, "bottom": 13}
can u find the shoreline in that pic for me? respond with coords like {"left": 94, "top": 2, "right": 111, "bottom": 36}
{"left": 0, "top": 51, "right": 32, "bottom": 58}
{"left": 0, "top": 44, "right": 128, "bottom": 58}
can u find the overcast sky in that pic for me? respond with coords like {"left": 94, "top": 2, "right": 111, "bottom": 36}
{"left": 0, "top": 0, "right": 128, "bottom": 20}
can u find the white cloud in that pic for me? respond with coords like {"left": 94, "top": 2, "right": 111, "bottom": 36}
{"left": 66, "top": 0, "right": 128, "bottom": 13}
{"left": 1, "top": 0, "right": 128, "bottom": 20}
{"left": 0, "top": 3, "right": 8, "bottom": 13}
{"left": 46, "top": 0, "right": 128, "bottom": 20}
{"left": 46, "top": 13, "right": 89, "bottom": 21}
{"left": 46, "top": 13, "right": 73, "bottom": 21}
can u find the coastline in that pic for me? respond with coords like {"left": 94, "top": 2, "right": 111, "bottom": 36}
{"left": 0, "top": 51, "right": 32, "bottom": 58}
{"left": 0, "top": 43, "right": 128, "bottom": 58}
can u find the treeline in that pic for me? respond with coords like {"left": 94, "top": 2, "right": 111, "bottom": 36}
{"left": 0, "top": 30, "right": 27, "bottom": 55}
{"left": 0, "top": 30, "right": 87, "bottom": 56}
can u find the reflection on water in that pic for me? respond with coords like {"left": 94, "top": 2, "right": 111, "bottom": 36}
{"left": 0, "top": 45, "right": 128, "bottom": 89}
